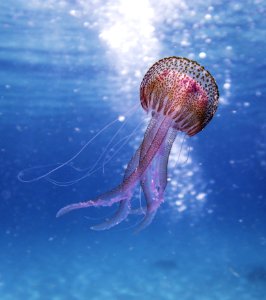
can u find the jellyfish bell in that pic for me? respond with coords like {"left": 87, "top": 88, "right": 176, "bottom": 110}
{"left": 57, "top": 56, "right": 219, "bottom": 231}
{"left": 140, "top": 57, "right": 219, "bottom": 136}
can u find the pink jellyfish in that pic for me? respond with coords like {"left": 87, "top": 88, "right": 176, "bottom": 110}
{"left": 57, "top": 56, "right": 219, "bottom": 231}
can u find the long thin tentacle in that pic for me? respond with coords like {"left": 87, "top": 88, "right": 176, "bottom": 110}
{"left": 46, "top": 120, "right": 144, "bottom": 186}
{"left": 18, "top": 104, "right": 140, "bottom": 184}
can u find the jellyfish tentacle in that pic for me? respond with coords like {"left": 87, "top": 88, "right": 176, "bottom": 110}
{"left": 90, "top": 198, "right": 132, "bottom": 230}
{"left": 46, "top": 120, "right": 144, "bottom": 187}
{"left": 89, "top": 143, "right": 142, "bottom": 230}
{"left": 86, "top": 116, "right": 170, "bottom": 230}
{"left": 157, "top": 127, "right": 177, "bottom": 190}
{"left": 123, "top": 116, "right": 173, "bottom": 189}
{"left": 139, "top": 114, "right": 163, "bottom": 160}
{"left": 123, "top": 114, "right": 164, "bottom": 183}
{"left": 135, "top": 126, "right": 177, "bottom": 232}
{"left": 56, "top": 188, "right": 128, "bottom": 217}
{"left": 57, "top": 116, "right": 173, "bottom": 230}
{"left": 124, "top": 148, "right": 141, "bottom": 180}
{"left": 18, "top": 118, "right": 119, "bottom": 184}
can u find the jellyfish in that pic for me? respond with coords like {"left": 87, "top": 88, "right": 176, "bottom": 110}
{"left": 56, "top": 56, "right": 219, "bottom": 231}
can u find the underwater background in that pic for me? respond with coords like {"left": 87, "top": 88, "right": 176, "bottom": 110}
{"left": 1, "top": 0, "right": 266, "bottom": 299}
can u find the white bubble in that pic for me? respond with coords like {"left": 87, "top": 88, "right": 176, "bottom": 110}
{"left": 178, "top": 205, "right": 187, "bottom": 212}
{"left": 223, "top": 83, "right": 231, "bottom": 90}
{"left": 196, "top": 193, "right": 206, "bottom": 201}
{"left": 118, "top": 115, "right": 125, "bottom": 122}
{"left": 171, "top": 180, "right": 178, "bottom": 186}
{"left": 204, "top": 14, "right": 212, "bottom": 20}
{"left": 178, "top": 193, "right": 184, "bottom": 199}
{"left": 134, "top": 70, "right": 141, "bottom": 78}
{"left": 219, "top": 96, "right": 229, "bottom": 105}
{"left": 69, "top": 10, "right": 78, "bottom": 17}
{"left": 181, "top": 40, "right": 190, "bottom": 47}
{"left": 186, "top": 171, "right": 194, "bottom": 177}
{"left": 199, "top": 52, "right": 206, "bottom": 59}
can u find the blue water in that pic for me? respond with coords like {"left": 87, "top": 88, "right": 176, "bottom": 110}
{"left": 1, "top": 0, "right": 266, "bottom": 299}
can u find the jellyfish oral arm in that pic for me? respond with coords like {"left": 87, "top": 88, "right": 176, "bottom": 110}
{"left": 136, "top": 125, "right": 177, "bottom": 231}
{"left": 56, "top": 115, "right": 175, "bottom": 230}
